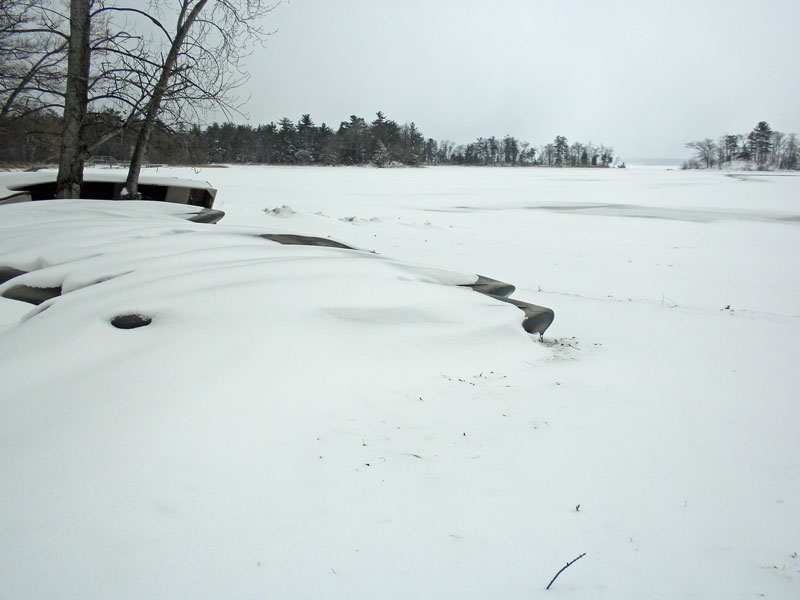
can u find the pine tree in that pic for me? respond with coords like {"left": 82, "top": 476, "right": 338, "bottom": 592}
{"left": 503, "top": 135, "right": 519, "bottom": 165}
{"left": 277, "top": 117, "right": 296, "bottom": 163}
{"left": 295, "top": 114, "right": 316, "bottom": 164}
{"left": 553, "top": 136, "right": 568, "bottom": 166}
{"left": 748, "top": 121, "right": 773, "bottom": 168}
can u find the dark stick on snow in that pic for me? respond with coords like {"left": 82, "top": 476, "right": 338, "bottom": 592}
{"left": 546, "top": 553, "right": 586, "bottom": 590}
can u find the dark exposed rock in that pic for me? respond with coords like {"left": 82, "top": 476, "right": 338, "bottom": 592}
{"left": 2, "top": 284, "right": 62, "bottom": 305}
{"left": 461, "top": 274, "right": 554, "bottom": 337}
{"left": 493, "top": 296, "right": 555, "bottom": 336}
{"left": 0, "top": 266, "right": 27, "bottom": 285}
{"left": 186, "top": 209, "right": 225, "bottom": 224}
{"left": 460, "top": 275, "right": 516, "bottom": 298}
{"left": 258, "top": 233, "right": 354, "bottom": 249}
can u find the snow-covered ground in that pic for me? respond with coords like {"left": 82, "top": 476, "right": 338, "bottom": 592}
{"left": 1, "top": 165, "right": 798, "bottom": 598}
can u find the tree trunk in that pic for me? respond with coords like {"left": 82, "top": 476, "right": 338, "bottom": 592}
{"left": 56, "top": 0, "right": 91, "bottom": 199}
{"left": 123, "top": 0, "right": 208, "bottom": 199}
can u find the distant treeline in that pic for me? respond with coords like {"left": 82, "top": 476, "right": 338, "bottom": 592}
{"left": 685, "top": 121, "right": 798, "bottom": 170}
{"left": 0, "top": 109, "right": 615, "bottom": 168}
{"left": 202, "top": 113, "right": 615, "bottom": 167}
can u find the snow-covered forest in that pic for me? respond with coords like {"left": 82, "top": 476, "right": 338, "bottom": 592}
{"left": 1, "top": 1, "right": 617, "bottom": 172}
{"left": 0, "top": 108, "right": 617, "bottom": 168}
{"left": 685, "top": 121, "right": 799, "bottom": 170}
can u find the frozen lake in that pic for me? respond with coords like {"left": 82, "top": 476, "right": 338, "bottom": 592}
{"left": 1, "top": 165, "right": 799, "bottom": 598}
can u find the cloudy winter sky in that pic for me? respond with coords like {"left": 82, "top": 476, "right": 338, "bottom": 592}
{"left": 237, "top": 0, "right": 800, "bottom": 160}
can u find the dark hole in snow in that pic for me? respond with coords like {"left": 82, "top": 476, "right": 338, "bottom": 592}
{"left": 111, "top": 314, "right": 152, "bottom": 329}
{"left": 0, "top": 266, "right": 28, "bottom": 285}
{"left": 1, "top": 284, "right": 62, "bottom": 305}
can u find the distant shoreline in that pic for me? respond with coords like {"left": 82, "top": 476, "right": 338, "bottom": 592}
{"left": 625, "top": 158, "right": 686, "bottom": 167}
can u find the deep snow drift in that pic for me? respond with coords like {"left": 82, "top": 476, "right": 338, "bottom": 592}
{"left": 1, "top": 165, "right": 798, "bottom": 599}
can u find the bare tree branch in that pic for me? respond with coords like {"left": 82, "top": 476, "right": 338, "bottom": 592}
{"left": 546, "top": 553, "right": 586, "bottom": 591}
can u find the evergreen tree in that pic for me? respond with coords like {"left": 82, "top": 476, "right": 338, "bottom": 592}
{"left": 488, "top": 136, "right": 499, "bottom": 165}
{"left": 276, "top": 117, "right": 296, "bottom": 163}
{"left": 723, "top": 135, "right": 739, "bottom": 164}
{"left": 294, "top": 114, "right": 316, "bottom": 163}
{"left": 338, "top": 115, "right": 368, "bottom": 164}
{"left": 317, "top": 122, "right": 338, "bottom": 165}
{"left": 423, "top": 138, "right": 438, "bottom": 165}
{"left": 503, "top": 135, "right": 519, "bottom": 165}
{"left": 553, "top": 136, "right": 568, "bottom": 166}
{"left": 369, "top": 111, "right": 400, "bottom": 166}
{"left": 399, "top": 122, "right": 424, "bottom": 165}
{"left": 748, "top": 121, "right": 773, "bottom": 167}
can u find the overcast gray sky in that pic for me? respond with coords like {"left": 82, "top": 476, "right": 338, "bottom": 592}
{"left": 237, "top": 0, "right": 800, "bottom": 159}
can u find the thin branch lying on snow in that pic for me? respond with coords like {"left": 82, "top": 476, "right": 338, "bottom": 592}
{"left": 546, "top": 552, "right": 586, "bottom": 590}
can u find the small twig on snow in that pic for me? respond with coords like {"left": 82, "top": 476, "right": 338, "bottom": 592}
{"left": 546, "top": 552, "right": 586, "bottom": 590}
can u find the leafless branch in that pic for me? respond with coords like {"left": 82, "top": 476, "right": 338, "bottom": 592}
{"left": 546, "top": 553, "right": 586, "bottom": 590}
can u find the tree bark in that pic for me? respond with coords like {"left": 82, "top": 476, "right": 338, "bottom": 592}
{"left": 56, "top": 0, "right": 91, "bottom": 198}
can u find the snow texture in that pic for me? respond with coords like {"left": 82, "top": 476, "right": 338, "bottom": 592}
{"left": 1, "top": 165, "right": 799, "bottom": 599}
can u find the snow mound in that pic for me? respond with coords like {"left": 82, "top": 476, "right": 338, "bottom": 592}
{"left": 2, "top": 166, "right": 799, "bottom": 599}
{"left": 263, "top": 204, "right": 295, "bottom": 217}
{"left": 0, "top": 199, "right": 551, "bottom": 598}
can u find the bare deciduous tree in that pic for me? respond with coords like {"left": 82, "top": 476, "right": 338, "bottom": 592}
{"left": 4, "top": 0, "right": 274, "bottom": 195}
{"left": 0, "top": 0, "right": 67, "bottom": 129}
{"left": 120, "top": 0, "right": 275, "bottom": 198}
{"left": 685, "top": 138, "right": 716, "bottom": 169}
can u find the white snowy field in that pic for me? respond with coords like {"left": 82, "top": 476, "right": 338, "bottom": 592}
{"left": 1, "top": 165, "right": 798, "bottom": 599}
